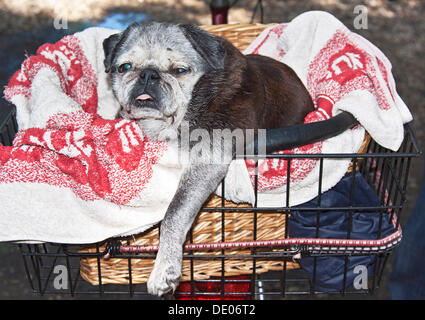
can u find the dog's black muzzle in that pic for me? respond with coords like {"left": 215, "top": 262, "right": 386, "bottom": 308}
{"left": 132, "top": 68, "right": 162, "bottom": 108}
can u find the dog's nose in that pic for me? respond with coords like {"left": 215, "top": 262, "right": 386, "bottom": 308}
{"left": 140, "top": 69, "right": 160, "bottom": 83}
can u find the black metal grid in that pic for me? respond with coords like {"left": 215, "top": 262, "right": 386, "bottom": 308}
{"left": 1, "top": 106, "right": 421, "bottom": 299}
{"left": 0, "top": 105, "right": 17, "bottom": 146}
{"left": 18, "top": 243, "right": 392, "bottom": 299}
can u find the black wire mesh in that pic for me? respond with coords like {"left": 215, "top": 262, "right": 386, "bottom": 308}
{"left": 0, "top": 105, "right": 17, "bottom": 147}
{"left": 0, "top": 106, "right": 421, "bottom": 299}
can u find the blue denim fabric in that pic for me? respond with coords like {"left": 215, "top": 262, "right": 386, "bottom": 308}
{"left": 389, "top": 166, "right": 425, "bottom": 300}
{"left": 289, "top": 172, "right": 395, "bottom": 292}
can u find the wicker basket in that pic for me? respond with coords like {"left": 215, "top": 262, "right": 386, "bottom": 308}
{"left": 201, "top": 23, "right": 276, "bottom": 50}
{"left": 80, "top": 195, "right": 300, "bottom": 285}
{"left": 79, "top": 23, "right": 369, "bottom": 286}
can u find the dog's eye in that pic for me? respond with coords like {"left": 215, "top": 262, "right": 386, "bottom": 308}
{"left": 118, "top": 63, "right": 132, "bottom": 73}
{"left": 174, "top": 67, "right": 188, "bottom": 75}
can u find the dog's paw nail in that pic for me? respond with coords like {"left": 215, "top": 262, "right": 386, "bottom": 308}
{"left": 147, "top": 263, "right": 181, "bottom": 297}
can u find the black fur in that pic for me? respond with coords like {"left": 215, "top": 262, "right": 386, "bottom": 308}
{"left": 179, "top": 24, "right": 226, "bottom": 71}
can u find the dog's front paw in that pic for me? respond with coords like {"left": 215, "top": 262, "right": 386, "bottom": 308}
{"left": 147, "top": 258, "right": 182, "bottom": 297}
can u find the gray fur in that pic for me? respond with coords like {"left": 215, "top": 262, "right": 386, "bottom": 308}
{"left": 104, "top": 22, "right": 207, "bottom": 141}
{"left": 147, "top": 162, "right": 229, "bottom": 296}
{"left": 104, "top": 22, "right": 232, "bottom": 297}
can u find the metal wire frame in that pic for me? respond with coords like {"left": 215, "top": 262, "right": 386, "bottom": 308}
{"left": 12, "top": 123, "right": 420, "bottom": 299}
{"left": 0, "top": 105, "right": 18, "bottom": 146}
{"left": 0, "top": 101, "right": 421, "bottom": 298}
{"left": 17, "top": 244, "right": 389, "bottom": 298}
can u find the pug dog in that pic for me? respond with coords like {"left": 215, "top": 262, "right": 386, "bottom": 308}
{"left": 103, "top": 22, "right": 314, "bottom": 296}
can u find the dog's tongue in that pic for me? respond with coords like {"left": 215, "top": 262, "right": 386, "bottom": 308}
{"left": 136, "top": 94, "right": 152, "bottom": 101}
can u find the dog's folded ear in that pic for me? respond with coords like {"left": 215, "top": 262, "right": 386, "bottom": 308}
{"left": 179, "top": 24, "right": 225, "bottom": 70}
{"left": 103, "top": 22, "right": 140, "bottom": 73}
{"left": 103, "top": 33, "right": 121, "bottom": 73}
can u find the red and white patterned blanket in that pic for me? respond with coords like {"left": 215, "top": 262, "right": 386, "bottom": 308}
{"left": 0, "top": 11, "right": 412, "bottom": 243}
{"left": 2, "top": 33, "right": 167, "bottom": 205}
{"left": 242, "top": 11, "right": 412, "bottom": 206}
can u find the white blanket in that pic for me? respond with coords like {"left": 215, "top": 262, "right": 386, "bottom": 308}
{"left": 0, "top": 11, "right": 412, "bottom": 244}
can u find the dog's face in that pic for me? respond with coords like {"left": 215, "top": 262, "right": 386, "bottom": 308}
{"left": 103, "top": 22, "right": 225, "bottom": 140}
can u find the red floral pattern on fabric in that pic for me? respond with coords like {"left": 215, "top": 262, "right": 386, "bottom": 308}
{"left": 1, "top": 35, "right": 168, "bottom": 204}
{"left": 245, "top": 28, "right": 387, "bottom": 192}
{"left": 5, "top": 36, "right": 98, "bottom": 114}
{"left": 0, "top": 112, "right": 167, "bottom": 204}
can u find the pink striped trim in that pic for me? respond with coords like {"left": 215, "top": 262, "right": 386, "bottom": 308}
{"left": 119, "top": 229, "right": 402, "bottom": 254}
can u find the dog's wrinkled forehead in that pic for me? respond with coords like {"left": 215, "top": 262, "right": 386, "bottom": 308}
{"left": 115, "top": 23, "right": 205, "bottom": 71}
